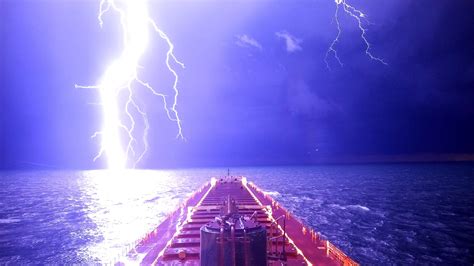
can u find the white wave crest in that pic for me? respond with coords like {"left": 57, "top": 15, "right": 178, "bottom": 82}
{"left": 347, "top": 205, "right": 370, "bottom": 211}
{"left": 263, "top": 190, "right": 281, "bottom": 197}
{"left": 329, "top": 204, "right": 370, "bottom": 211}
{"left": 0, "top": 218, "right": 21, "bottom": 224}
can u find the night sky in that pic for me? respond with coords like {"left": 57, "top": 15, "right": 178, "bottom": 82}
{"left": 1, "top": 0, "right": 474, "bottom": 169}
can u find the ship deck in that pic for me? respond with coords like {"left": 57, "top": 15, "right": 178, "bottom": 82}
{"left": 123, "top": 177, "right": 358, "bottom": 266}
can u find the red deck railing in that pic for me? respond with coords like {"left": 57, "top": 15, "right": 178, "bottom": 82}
{"left": 112, "top": 176, "right": 359, "bottom": 266}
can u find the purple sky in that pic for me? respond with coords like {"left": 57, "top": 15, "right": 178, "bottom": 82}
{"left": 1, "top": 0, "right": 474, "bottom": 169}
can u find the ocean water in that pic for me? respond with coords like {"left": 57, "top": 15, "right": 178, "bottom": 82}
{"left": 0, "top": 164, "right": 473, "bottom": 265}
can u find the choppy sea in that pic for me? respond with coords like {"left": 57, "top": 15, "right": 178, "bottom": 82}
{"left": 0, "top": 164, "right": 473, "bottom": 265}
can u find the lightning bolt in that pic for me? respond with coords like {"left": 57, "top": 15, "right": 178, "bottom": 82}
{"left": 76, "top": 0, "right": 184, "bottom": 170}
{"left": 325, "top": 0, "right": 387, "bottom": 70}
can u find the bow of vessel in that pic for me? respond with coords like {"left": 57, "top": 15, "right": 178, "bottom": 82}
{"left": 118, "top": 176, "right": 358, "bottom": 266}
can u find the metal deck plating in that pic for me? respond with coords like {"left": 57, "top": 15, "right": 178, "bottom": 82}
{"left": 121, "top": 177, "right": 358, "bottom": 266}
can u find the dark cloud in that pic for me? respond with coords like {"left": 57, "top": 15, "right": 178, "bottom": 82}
{"left": 1, "top": 0, "right": 473, "bottom": 169}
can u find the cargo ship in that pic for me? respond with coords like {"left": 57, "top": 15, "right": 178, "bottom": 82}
{"left": 120, "top": 176, "right": 358, "bottom": 265}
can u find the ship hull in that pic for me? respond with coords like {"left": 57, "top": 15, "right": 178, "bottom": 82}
{"left": 119, "top": 177, "right": 358, "bottom": 266}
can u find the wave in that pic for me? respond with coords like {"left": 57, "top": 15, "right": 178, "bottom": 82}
{"left": 144, "top": 196, "right": 160, "bottom": 203}
{"left": 263, "top": 190, "right": 281, "bottom": 197}
{"left": 0, "top": 218, "right": 21, "bottom": 224}
{"left": 329, "top": 204, "right": 370, "bottom": 211}
{"left": 347, "top": 205, "right": 370, "bottom": 211}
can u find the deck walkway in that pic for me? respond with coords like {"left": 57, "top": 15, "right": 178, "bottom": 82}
{"left": 122, "top": 177, "right": 358, "bottom": 266}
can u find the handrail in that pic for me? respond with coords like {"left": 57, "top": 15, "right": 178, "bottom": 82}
{"left": 267, "top": 214, "right": 287, "bottom": 261}
{"left": 250, "top": 180, "right": 359, "bottom": 266}
{"left": 326, "top": 238, "right": 359, "bottom": 266}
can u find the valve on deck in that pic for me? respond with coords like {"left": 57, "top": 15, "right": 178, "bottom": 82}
{"left": 200, "top": 196, "right": 267, "bottom": 266}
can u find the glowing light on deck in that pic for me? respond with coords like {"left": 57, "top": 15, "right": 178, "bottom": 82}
{"left": 76, "top": 0, "right": 184, "bottom": 170}
{"left": 153, "top": 180, "right": 215, "bottom": 264}
{"left": 211, "top": 177, "right": 217, "bottom": 187}
{"left": 325, "top": 0, "right": 387, "bottom": 69}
